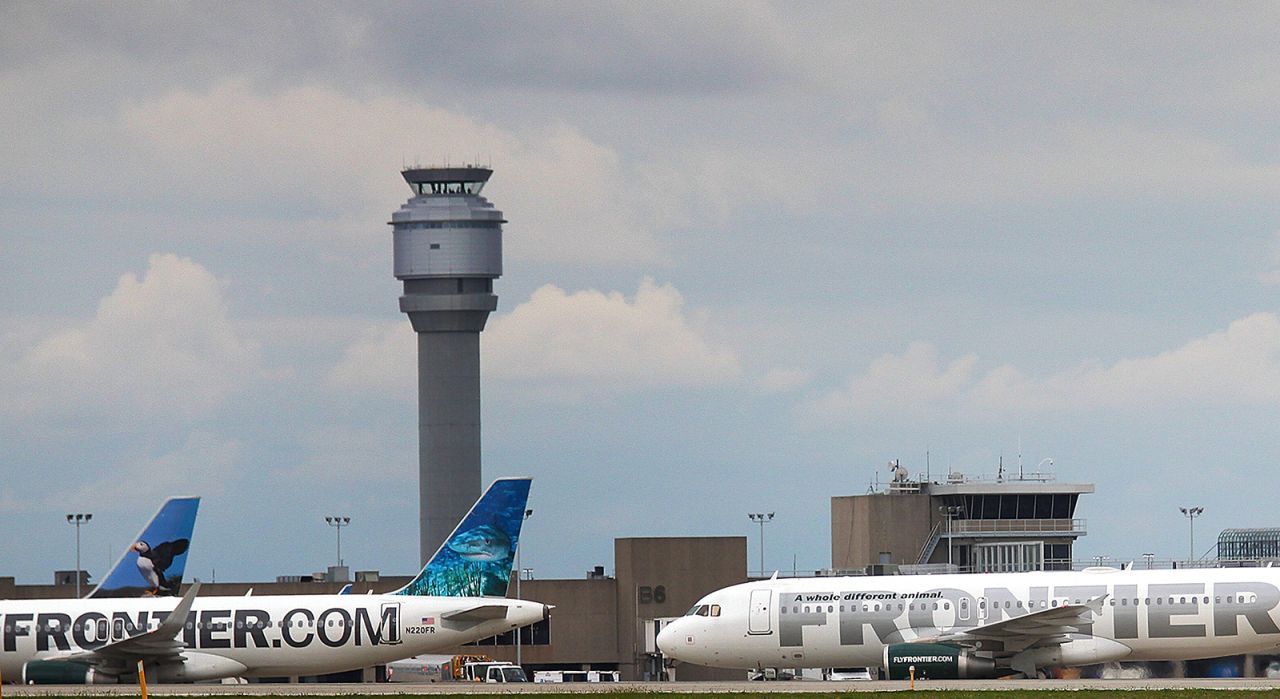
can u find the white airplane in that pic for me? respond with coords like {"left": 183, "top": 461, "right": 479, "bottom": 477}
{"left": 2, "top": 477, "right": 547, "bottom": 684}
{"left": 657, "top": 566, "right": 1280, "bottom": 678}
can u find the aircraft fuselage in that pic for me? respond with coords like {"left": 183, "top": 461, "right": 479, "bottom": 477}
{"left": 658, "top": 567, "right": 1280, "bottom": 671}
{"left": 0, "top": 593, "right": 543, "bottom": 679}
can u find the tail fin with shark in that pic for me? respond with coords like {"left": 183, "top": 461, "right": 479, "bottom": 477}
{"left": 393, "top": 477, "right": 531, "bottom": 597}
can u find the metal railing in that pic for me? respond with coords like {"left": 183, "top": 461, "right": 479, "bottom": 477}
{"left": 950, "top": 518, "right": 1085, "bottom": 534}
{"left": 916, "top": 521, "right": 943, "bottom": 564}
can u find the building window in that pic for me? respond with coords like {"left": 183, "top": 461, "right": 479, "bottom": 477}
{"left": 464, "top": 619, "right": 551, "bottom": 647}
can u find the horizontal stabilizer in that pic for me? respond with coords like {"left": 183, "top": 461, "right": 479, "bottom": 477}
{"left": 443, "top": 604, "right": 509, "bottom": 622}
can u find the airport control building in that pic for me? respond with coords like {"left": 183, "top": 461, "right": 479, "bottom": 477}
{"left": 832, "top": 462, "right": 1094, "bottom": 575}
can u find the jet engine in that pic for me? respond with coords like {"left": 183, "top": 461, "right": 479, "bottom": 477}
{"left": 22, "top": 660, "right": 116, "bottom": 684}
{"left": 144, "top": 652, "right": 249, "bottom": 683}
{"left": 882, "top": 642, "right": 997, "bottom": 680}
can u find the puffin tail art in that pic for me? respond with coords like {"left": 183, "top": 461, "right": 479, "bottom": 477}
{"left": 86, "top": 496, "right": 200, "bottom": 599}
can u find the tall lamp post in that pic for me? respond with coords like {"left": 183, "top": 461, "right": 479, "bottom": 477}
{"left": 938, "top": 505, "right": 964, "bottom": 567}
{"left": 65, "top": 513, "right": 92, "bottom": 598}
{"left": 325, "top": 516, "right": 351, "bottom": 567}
{"left": 1180, "top": 506, "right": 1203, "bottom": 564}
{"left": 516, "top": 508, "right": 532, "bottom": 668}
{"left": 748, "top": 513, "right": 774, "bottom": 577}
{"left": 1142, "top": 552, "right": 1155, "bottom": 570}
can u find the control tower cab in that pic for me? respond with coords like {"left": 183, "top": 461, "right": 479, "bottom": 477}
{"left": 390, "top": 166, "right": 506, "bottom": 564}
{"left": 392, "top": 167, "right": 504, "bottom": 330}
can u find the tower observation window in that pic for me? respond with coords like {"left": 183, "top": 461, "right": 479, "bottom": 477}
{"left": 407, "top": 221, "right": 502, "bottom": 229}
{"left": 415, "top": 181, "right": 485, "bottom": 195}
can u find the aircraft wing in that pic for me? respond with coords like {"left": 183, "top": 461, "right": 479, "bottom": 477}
{"left": 919, "top": 594, "right": 1107, "bottom": 654}
{"left": 65, "top": 583, "right": 202, "bottom": 664}
{"left": 442, "top": 604, "right": 509, "bottom": 622}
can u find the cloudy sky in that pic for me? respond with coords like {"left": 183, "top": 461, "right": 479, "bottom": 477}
{"left": 3, "top": 2, "right": 1280, "bottom": 585}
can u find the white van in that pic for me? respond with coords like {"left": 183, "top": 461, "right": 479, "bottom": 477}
{"left": 826, "top": 667, "right": 873, "bottom": 681}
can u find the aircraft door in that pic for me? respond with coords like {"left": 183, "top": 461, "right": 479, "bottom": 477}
{"left": 748, "top": 589, "right": 772, "bottom": 635}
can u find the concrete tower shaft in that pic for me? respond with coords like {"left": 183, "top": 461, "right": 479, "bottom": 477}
{"left": 391, "top": 166, "right": 504, "bottom": 565}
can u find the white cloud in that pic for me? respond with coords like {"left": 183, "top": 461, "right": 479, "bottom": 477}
{"left": 326, "top": 321, "right": 414, "bottom": 398}
{"left": 69, "top": 431, "right": 243, "bottom": 506}
{"left": 803, "top": 342, "right": 977, "bottom": 421}
{"left": 0, "top": 254, "right": 262, "bottom": 421}
{"left": 967, "top": 312, "right": 1280, "bottom": 415}
{"left": 274, "top": 425, "right": 414, "bottom": 485}
{"left": 755, "top": 367, "right": 813, "bottom": 394}
{"left": 2, "top": 79, "right": 706, "bottom": 267}
{"left": 328, "top": 279, "right": 740, "bottom": 398}
{"left": 804, "top": 313, "right": 1280, "bottom": 423}
{"left": 486, "top": 279, "right": 740, "bottom": 391}
{"left": 1260, "top": 231, "right": 1280, "bottom": 286}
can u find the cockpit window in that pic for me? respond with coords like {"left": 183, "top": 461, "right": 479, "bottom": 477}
{"left": 710, "top": 604, "right": 721, "bottom": 617}
{"left": 685, "top": 604, "right": 711, "bottom": 616}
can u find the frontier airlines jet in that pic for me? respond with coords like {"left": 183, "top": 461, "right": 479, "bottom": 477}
{"left": 1, "top": 478, "right": 546, "bottom": 684}
{"left": 657, "top": 566, "right": 1280, "bottom": 678}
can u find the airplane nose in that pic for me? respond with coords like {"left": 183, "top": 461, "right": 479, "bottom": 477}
{"left": 656, "top": 620, "right": 680, "bottom": 655}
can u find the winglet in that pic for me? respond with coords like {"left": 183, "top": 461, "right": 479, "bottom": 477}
{"left": 88, "top": 496, "right": 200, "bottom": 599}
{"left": 393, "top": 477, "right": 532, "bottom": 597}
{"left": 157, "top": 582, "right": 201, "bottom": 638}
{"left": 1083, "top": 593, "right": 1109, "bottom": 615}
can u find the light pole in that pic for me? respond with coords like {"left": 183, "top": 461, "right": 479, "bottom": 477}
{"left": 938, "top": 505, "right": 964, "bottom": 567}
{"left": 1142, "top": 552, "right": 1155, "bottom": 570}
{"left": 516, "top": 508, "right": 532, "bottom": 668}
{"left": 747, "top": 513, "right": 774, "bottom": 577}
{"left": 1180, "top": 506, "right": 1203, "bottom": 563}
{"left": 325, "top": 516, "right": 350, "bottom": 567}
{"left": 65, "top": 513, "right": 92, "bottom": 598}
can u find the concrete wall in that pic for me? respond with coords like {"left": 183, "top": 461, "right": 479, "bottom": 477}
{"left": 614, "top": 537, "right": 747, "bottom": 681}
{"left": 476, "top": 577, "right": 620, "bottom": 666}
{"left": 831, "top": 493, "right": 935, "bottom": 569}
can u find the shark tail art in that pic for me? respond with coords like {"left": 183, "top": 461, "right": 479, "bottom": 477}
{"left": 394, "top": 477, "right": 531, "bottom": 598}
{"left": 86, "top": 496, "right": 200, "bottom": 599}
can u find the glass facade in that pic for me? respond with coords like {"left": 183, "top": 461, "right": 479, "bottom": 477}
{"left": 1218, "top": 529, "right": 1280, "bottom": 560}
{"left": 972, "top": 542, "right": 1043, "bottom": 573}
{"left": 946, "top": 493, "right": 1079, "bottom": 520}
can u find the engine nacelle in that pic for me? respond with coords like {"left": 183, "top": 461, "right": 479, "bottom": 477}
{"left": 146, "top": 652, "right": 249, "bottom": 683}
{"left": 1011, "top": 637, "right": 1132, "bottom": 672}
{"left": 22, "top": 660, "right": 117, "bottom": 685}
{"left": 883, "top": 643, "right": 997, "bottom": 680}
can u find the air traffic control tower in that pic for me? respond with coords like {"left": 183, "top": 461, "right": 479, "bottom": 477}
{"left": 391, "top": 167, "right": 504, "bottom": 565}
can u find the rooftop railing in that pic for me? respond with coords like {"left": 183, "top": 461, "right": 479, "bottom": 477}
{"left": 949, "top": 518, "right": 1085, "bottom": 534}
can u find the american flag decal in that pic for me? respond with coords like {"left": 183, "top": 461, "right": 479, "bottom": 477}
{"left": 422, "top": 616, "right": 435, "bottom": 625}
